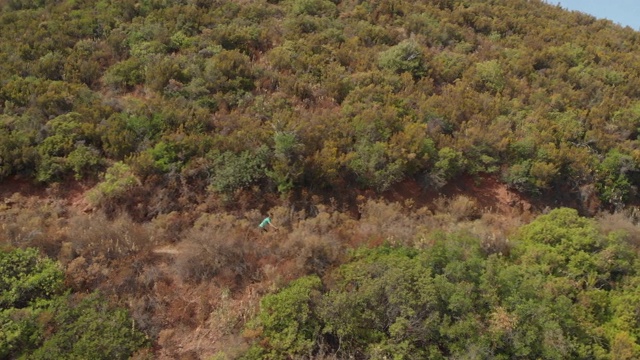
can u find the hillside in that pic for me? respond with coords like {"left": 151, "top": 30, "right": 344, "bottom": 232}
{"left": 2, "top": 0, "right": 640, "bottom": 358}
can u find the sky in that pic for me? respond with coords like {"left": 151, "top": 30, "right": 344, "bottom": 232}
{"left": 551, "top": 0, "right": 640, "bottom": 30}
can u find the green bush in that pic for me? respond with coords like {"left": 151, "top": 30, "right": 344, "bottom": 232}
{"left": 0, "top": 248, "right": 148, "bottom": 359}
{"left": 515, "top": 207, "right": 635, "bottom": 288}
{"left": 208, "top": 146, "right": 268, "bottom": 195}
{"left": 103, "top": 58, "right": 145, "bottom": 91}
{"left": 0, "top": 247, "right": 63, "bottom": 309}
{"left": 0, "top": 248, "right": 61, "bottom": 357}
{"left": 378, "top": 40, "right": 427, "bottom": 79}
{"left": 31, "top": 293, "right": 148, "bottom": 360}
{"left": 596, "top": 150, "right": 635, "bottom": 207}
{"left": 244, "top": 275, "right": 323, "bottom": 359}
{"left": 473, "top": 59, "right": 506, "bottom": 93}
{"left": 86, "top": 162, "right": 139, "bottom": 206}
{"left": 346, "top": 140, "right": 405, "bottom": 191}
{"left": 266, "top": 131, "right": 306, "bottom": 194}
{"left": 242, "top": 210, "right": 640, "bottom": 359}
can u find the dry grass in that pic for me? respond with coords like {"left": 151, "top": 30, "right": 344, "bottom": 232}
{"left": 597, "top": 210, "right": 640, "bottom": 247}
{"left": 0, "top": 193, "right": 67, "bottom": 257}
{"left": 356, "top": 199, "right": 427, "bottom": 246}
{"left": 173, "top": 212, "right": 257, "bottom": 284}
{"left": 66, "top": 212, "right": 153, "bottom": 261}
{"left": 282, "top": 208, "right": 351, "bottom": 276}
{"left": 434, "top": 194, "right": 481, "bottom": 221}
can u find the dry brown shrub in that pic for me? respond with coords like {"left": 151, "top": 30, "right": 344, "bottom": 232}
{"left": 138, "top": 264, "right": 163, "bottom": 290}
{"left": 65, "top": 255, "right": 109, "bottom": 290}
{"left": 355, "top": 200, "right": 425, "bottom": 246}
{"left": 295, "top": 234, "right": 343, "bottom": 276}
{"left": 66, "top": 212, "right": 153, "bottom": 261}
{"left": 280, "top": 209, "right": 351, "bottom": 276}
{"left": 146, "top": 211, "right": 192, "bottom": 244}
{"left": 457, "top": 212, "right": 519, "bottom": 256}
{"left": 173, "top": 212, "right": 256, "bottom": 284}
{"left": 130, "top": 294, "right": 163, "bottom": 338}
{"left": 435, "top": 194, "right": 481, "bottom": 221}
{"left": 0, "top": 194, "right": 67, "bottom": 257}
{"left": 209, "top": 335, "right": 250, "bottom": 360}
{"left": 58, "top": 241, "right": 75, "bottom": 265}
{"left": 597, "top": 210, "right": 640, "bottom": 247}
{"left": 207, "top": 287, "right": 244, "bottom": 335}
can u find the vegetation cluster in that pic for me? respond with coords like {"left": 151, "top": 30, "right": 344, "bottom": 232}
{"left": 2, "top": 0, "right": 640, "bottom": 212}
{"left": 0, "top": 247, "right": 148, "bottom": 359}
{"left": 3, "top": 191, "right": 640, "bottom": 358}
{"left": 3, "top": 0, "right": 640, "bottom": 358}
{"left": 243, "top": 208, "right": 640, "bottom": 359}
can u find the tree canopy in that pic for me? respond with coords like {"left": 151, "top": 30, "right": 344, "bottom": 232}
{"left": 1, "top": 0, "right": 640, "bottom": 212}
{"left": 243, "top": 208, "right": 640, "bottom": 359}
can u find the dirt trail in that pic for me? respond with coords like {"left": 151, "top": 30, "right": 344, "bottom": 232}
{"left": 153, "top": 245, "right": 181, "bottom": 255}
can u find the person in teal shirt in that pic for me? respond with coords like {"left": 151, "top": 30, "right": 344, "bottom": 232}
{"left": 259, "top": 214, "right": 278, "bottom": 232}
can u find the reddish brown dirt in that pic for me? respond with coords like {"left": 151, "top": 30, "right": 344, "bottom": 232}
{"left": 382, "top": 174, "right": 534, "bottom": 217}
{"left": 0, "top": 177, "right": 94, "bottom": 211}
{"left": 0, "top": 177, "right": 46, "bottom": 200}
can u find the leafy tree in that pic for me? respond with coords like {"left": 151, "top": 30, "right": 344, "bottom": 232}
{"left": 346, "top": 140, "right": 405, "bottom": 191}
{"left": 515, "top": 207, "right": 635, "bottom": 289}
{"left": 267, "top": 131, "right": 305, "bottom": 194}
{"left": 0, "top": 121, "right": 37, "bottom": 180}
{"left": 30, "top": 293, "right": 148, "bottom": 360}
{"left": 378, "top": 40, "right": 427, "bottom": 79}
{"left": 433, "top": 146, "right": 467, "bottom": 182}
{"left": 473, "top": 59, "right": 506, "bottom": 93}
{"left": 289, "top": 0, "right": 337, "bottom": 17}
{"left": 63, "top": 40, "right": 110, "bottom": 87}
{"left": 102, "top": 58, "right": 145, "bottom": 91}
{"left": 430, "top": 50, "right": 467, "bottom": 84}
{"left": 244, "top": 275, "right": 323, "bottom": 359}
{"left": 596, "top": 149, "right": 636, "bottom": 207}
{"left": 86, "top": 161, "right": 139, "bottom": 206}
{"left": 208, "top": 146, "right": 268, "bottom": 195}
{"left": 319, "top": 247, "right": 443, "bottom": 359}
{"left": 0, "top": 247, "right": 63, "bottom": 309}
{"left": 0, "top": 248, "right": 148, "bottom": 359}
{"left": 35, "top": 112, "right": 97, "bottom": 182}
{"left": 243, "top": 209, "right": 640, "bottom": 359}
{"left": 34, "top": 51, "right": 65, "bottom": 81}
{"left": 204, "top": 49, "right": 255, "bottom": 94}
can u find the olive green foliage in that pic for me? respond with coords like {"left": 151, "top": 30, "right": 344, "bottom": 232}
{"left": 0, "top": 247, "right": 63, "bottom": 309}
{"left": 244, "top": 208, "right": 640, "bottom": 359}
{"left": 0, "top": 0, "right": 639, "bottom": 206}
{"left": 347, "top": 140, "right": 406, "bottom": 191}
{"left": 0, "top": 248, "right": 147, "bottom": 359}
{"left": 209, "top": 146, "right": 268, "bottom": 195}
{"left": 87, "top": 161, "right": 139, "bottom": 206}
{"left": 378, "top": 40, "right": 427, "bottom": 78}
{"left": 244, "top": 275, "right": 323, "bottom": 359}
{"left": 596, "top": 150, "right": 636, "bottom": 207}
{"left": 267, "top": 131, "right": 305, "bottom": 194}
{"left": 30, "top": 293, "right": 148, "bottom": 360}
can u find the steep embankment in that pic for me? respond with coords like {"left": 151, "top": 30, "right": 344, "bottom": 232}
{"left": 1, "top": 174, "right": 535, "bottom": 358}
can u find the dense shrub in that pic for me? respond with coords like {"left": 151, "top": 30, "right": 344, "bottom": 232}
{"left": 0, "top": 247, "right": 63, "bottom": 309}
{"left": 173, "top": 213, "right": 255, "bottom": 284}
{"left": 30, "top": 293, "right": 148, "bottom": 360}
{"left": 242, "top": 209, "right": 640, "bottom": 359}
{"left": 2, "top": 0, "right": 640, "bottom": 209}
{"left": 0, "top": 248, "right": 147, "bottom": 359}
